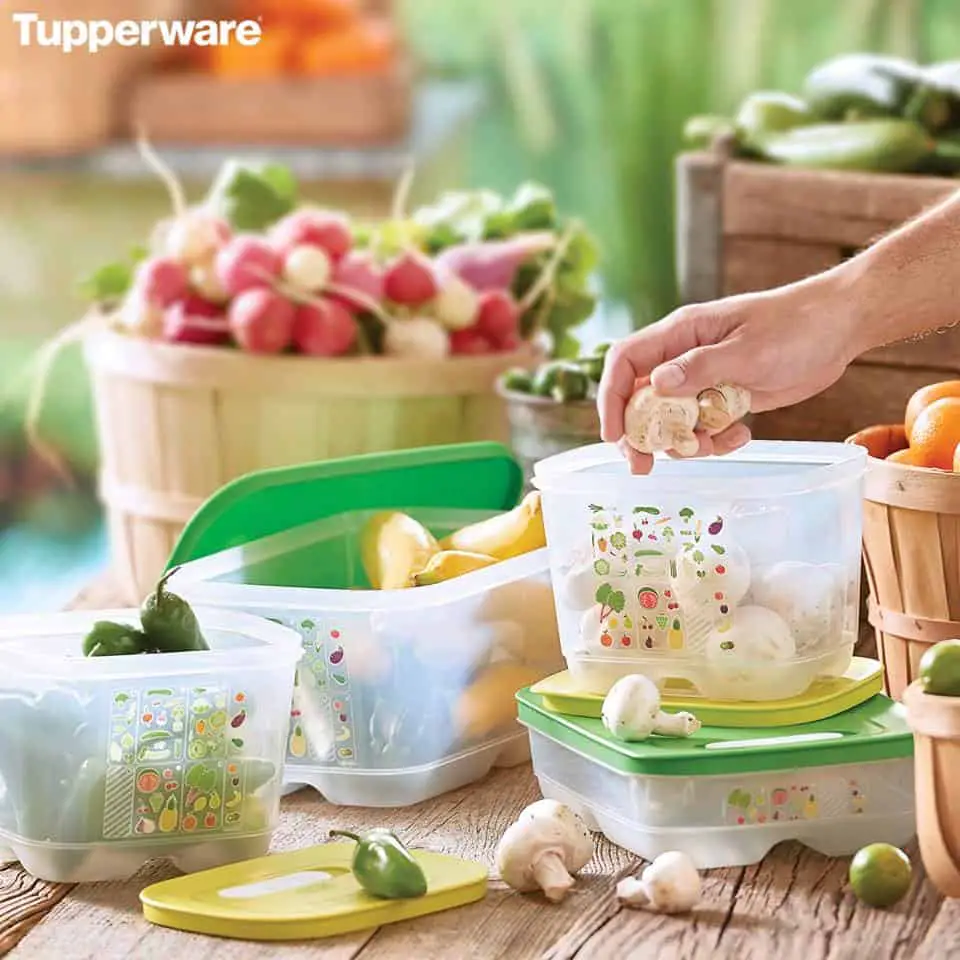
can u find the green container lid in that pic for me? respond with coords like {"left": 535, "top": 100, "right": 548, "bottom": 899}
{"left": 516, "top": 688, "right": 913, "bottom": 777}
{"left": 167, "top": 442, "right": 523, "bottom": 568}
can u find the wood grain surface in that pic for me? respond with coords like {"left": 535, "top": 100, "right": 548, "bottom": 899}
{"left": 1, "top": 573, "right": 957, "bottom": 959}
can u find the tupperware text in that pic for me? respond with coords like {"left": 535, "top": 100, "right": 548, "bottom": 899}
{"left": 11, "top": 13, "right": 263, "bottom": 54}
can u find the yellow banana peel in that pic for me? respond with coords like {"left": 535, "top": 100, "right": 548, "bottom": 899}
{"left": 360, "top": 511, "right": 439, "bottom": 590}
{"left": 439, "top": 491, "right": 546, "bottom": 561}
{"left": 412, "top": 550, "right": 499, "bottom": 586}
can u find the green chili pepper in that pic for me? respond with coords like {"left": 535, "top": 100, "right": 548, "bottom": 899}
{"left": 330, "top": 828, "right": 428, "bottom": 899}
{"left": 82, "top": 621, "right": 151, "bottom": 658}
{"left": 140, "top": 567, "right": 209, "bottom": 653}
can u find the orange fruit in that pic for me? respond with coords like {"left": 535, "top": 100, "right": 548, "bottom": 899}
{"left": 905, "top": 380, "right": 960, "bottom": 442}
{"left": 887, "top": 448, "right": 926, "bottom": 466}
{"left": 847, "top": 423, "right": 908, "bottom": 460}
{"left": 908, "top": 397, "right": 960, "bottom": 470}
{"left": 953, "top": 442, "right": 960, "bottom": 472}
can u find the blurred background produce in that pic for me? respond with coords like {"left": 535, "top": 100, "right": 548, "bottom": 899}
{"left": 2, "top": 0, "right": 959, "bottom": 610}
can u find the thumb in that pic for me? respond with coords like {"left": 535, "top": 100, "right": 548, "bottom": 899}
{"left": 650, "top": 343, "right": 742, "bottom": 397}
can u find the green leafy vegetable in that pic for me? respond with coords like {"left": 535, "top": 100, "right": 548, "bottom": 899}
{"left": 206, "top": 160, "right": 298, "bottom": 232}
{"left": 79, "top": 262, "right": 135, "bottom": 304}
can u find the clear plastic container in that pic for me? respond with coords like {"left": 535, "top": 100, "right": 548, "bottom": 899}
{"left": 167, "top": 507, "right": 563, "bottom": 807}
{"left": 0, "top": 608, "right": 300, "bottom": 883}
{"left": 518, "top": 688, "right": 915, "bottom": 868}
{"left": 533, "top": 441, "right": 866, "bottom": 700}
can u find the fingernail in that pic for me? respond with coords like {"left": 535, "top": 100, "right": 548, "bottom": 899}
{"left": 653, "top": 364, "right": 685, "bottom": 389}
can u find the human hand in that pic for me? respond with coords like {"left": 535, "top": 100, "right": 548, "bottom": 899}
{"left": 598, "top": 276, "right": 861, "bottom": 474}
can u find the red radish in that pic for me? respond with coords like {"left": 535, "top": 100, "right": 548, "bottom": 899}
{"left": 190, "top": 262, "right": 230, "bottom": 304}
{"left": 330, "top": 251, "right": 384, "bottom": 310}
{"left": 434, "top": 232, "right": 555, "bottom": 292}
{"left": 496, "top": 331, "right": 523, "bottom": 353}
{"left": 229, "top": 288, "right": 295, "bottom": 354}
{"left": 292, "top": 298, "right": 357, "bottom": 356}
{"left": 475, "top": 289, "right": 521, "bottom": 346}
{"left": 450, "top": 327, "right": 492, "bottom": 356}
{"left": 163, "top": 295, "right": 230, "bottom": 346}
{"left": 134, "top": 257, "right": 189, "bottom": 308}
{"left": 165, "top": 211, "right": 231, "bottom": 266}
{"left": 383, "top": 252, "right": 438, "bottom": 307}
{"left": 270, "top": 209, "right": 352, "bottom": 261}
{"left": 216, "top": 235, "right": 282, "bottom": 297}
{"left": 432, "top": 270, "right": 479, "bottom": 331}
{"left": 283, "top": 244, "right": 332, "bottom": 293}
{"left": 383, "top": 317, "right": 450, "bottom": 359}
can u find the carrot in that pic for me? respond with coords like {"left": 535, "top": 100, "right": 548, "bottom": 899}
{"left": 295, "top": 18, "right": 395, "bottom": 76}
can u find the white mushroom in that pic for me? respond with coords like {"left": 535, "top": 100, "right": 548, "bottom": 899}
{"left": 616, "top": 851, "right": 701, "bottom": 913}
{"left": 495, "top": 799, "right": 594, "bottom": 902}
{"left": 623, "top": 383, "right": 751, "bottom": 456}
{"left": 601, "top": 674, "right": 701, "bottom": 742}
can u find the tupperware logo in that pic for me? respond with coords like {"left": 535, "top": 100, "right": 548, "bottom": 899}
{"left": 11, "top": 12, "right": 263, "bottom": 54}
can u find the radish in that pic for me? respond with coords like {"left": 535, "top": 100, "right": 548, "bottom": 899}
{"left": 163, "top": 295, "right": 230, "bottom": 346}
{"left": 450, "top": 327, "right": 492, "bottom": 356}
{"left": 270, "top": 208, "right": 352, "bottom": 261}
{"left": 434, "top": 233, "right": 555, "bottom": 292}
{"left": 383, "top": 252, "right": 438, "bottom": 307}
{"left": 229, "top": 288, "right": 296, "bottom": 354}
{"left": 383, "top": 317, "right": 450, "bottom": 359}
{"left": 330, "top": 251, "right": 384, "bottom": 310}
{"left": 133, "top": 257, "right": 189, "bottom": 308}
{"left": 283, "top": 244, "right": 332, "bottom": 293}
{"left": 165, "top": 211, "right": 231, "bottom": 266}
{"left": 115, "top": 291, "right": 163, "bottom": 338}
{"left": 433, "top": 270, "right": 479, "bottom": 331}
{"left": 190, "top": 262, "right": 230, "bottom": 304}
{"left": 292, "top": 298, "right": 357, "bottom": 357}
{"left": 216, "top": 235, "right": 282, "bottom": 297}
{"left": 475, "top": 289, "right": 521, "bottom": 346}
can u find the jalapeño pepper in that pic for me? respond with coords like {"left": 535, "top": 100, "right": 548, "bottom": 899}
{"left": 330, "top": 828, "right": 428, "bottom": 899}
{"left": 140, "top": 567, "right": 209, "bottom": 653}
{"left": 82, "top": 621, "right": 151, "bottom": 658}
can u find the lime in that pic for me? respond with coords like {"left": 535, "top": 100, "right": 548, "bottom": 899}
{"left": 849, "top": 843, "right": 912, "bottom": 908}
{"left": 500, "top": 368, "right": 534, "bottom": 394}
{"left": 920, "top": 639, "right": 960, "bottom": 696}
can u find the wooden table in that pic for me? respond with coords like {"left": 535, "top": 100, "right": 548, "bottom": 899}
{"left": 2, "top": 577, "right": 959, "bottom": 959}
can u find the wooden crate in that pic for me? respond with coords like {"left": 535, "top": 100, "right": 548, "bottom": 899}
{"left": 128, "top": 0, "right": 412, "bottom": 146}
{"left": 676, "top": 151, "right": 960, "bottom": 442}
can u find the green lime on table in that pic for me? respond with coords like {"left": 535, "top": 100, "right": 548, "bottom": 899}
{"left": 920, "top": 639, "right": 960, "bottom": 695}
{"left": 849, "top": 843, "right": 912, "bottom": 908}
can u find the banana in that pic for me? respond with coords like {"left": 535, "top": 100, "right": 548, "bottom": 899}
{"left": 439, "top": 491, "right": 547, "bottom": 561}
{"left": 412, "top": 550, "right": 499, "bottom": 586}
{"left": 360, "top": 511, "right": 440, "bottom": 590}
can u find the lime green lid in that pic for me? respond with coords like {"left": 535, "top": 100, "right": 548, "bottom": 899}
{"left": 140, "top": 841, "right": 488, "bottom": 941}
{"left": 517, "top": 688, "right": 913, "bottom": 777}
{"left": 168, "top": 442, "right": 522, "bottom": 568}
{"left": 530, "top": 658, "right": 884, "bottom": 728}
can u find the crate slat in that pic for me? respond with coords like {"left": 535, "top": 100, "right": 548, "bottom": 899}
{"left": 722, "top": 237, "right": 843, "bottom": 297}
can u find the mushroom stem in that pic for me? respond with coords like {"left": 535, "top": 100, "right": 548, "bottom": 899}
{"left": 653, "top": 710, "right": 701, "bottom": 737}
{"left": 532, "top": 851, "right": 576, "bottom": 902}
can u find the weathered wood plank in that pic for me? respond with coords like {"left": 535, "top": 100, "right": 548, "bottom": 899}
{"left": 721, "top": 237, "right": 842, "bottom": 297}
{"left": 750, "top": 361, "right": 950, "bottom": 443}
{"left": 722, "top": 160, "right": 956, "bottom": 248}
{"left": 0, "top": 870, "right": 73, "bottom": 958}
{"left": 676, "top": 152, "right": 725, "bottom": 304}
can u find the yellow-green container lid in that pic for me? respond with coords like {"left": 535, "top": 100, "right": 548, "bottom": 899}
{"left": 530, "top": 657, "right": 884, "bottom": 727}
{"left": 140, "top": 841, "right": 488, "bottom": 941}
{"left": 167, "top": 442, "right": 523, "bottom": 568}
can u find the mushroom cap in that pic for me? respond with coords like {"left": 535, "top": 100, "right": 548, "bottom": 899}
{"left": 641, "top": 850, "right": 701, "bottom": 912}
{"left": 624, "top": 387, "right": 700, "bottom": 454}
{"left": 519, "top": 800, "right": 594, "bottom": 870}
{"left": 601, "top": 674, "right": 661, "bottom": 742}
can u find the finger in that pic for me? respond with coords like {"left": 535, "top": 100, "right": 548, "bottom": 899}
{"left": 711, "top": 421, "right": 752, "bottom": 454}
{"left": 598, "top": 321, "right": 700, "bottom": 442}
{"left": 650, "top": 341, "right": 743, "bottom": 398}
{"left": 617, "top": 438, "right": 654, "bottom": 475}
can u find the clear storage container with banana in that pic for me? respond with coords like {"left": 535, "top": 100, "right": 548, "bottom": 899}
{"left": 165, "top": 444, "right": 563, "bottom": 807}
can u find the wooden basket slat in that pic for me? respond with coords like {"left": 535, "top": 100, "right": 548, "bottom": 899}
{"left": 941, "top": 512, "right": 960, "bottom": 620}
{"left": 86, "top": 329, "right": 539, "bottom": 601}
{"left": 863, "top": 500, "right": 903, "bottom": 611}
{"left": 722, "top": 237, "right": 843, "bottom": 297}
{"left": 892, "top": 508, "right": 951, "bottom": 618}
